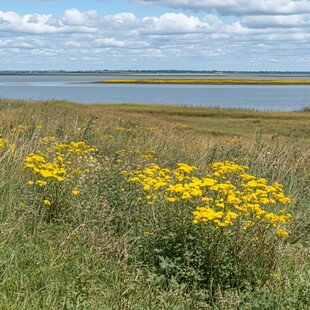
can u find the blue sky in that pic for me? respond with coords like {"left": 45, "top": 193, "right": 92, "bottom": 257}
{"left": 1, "top": 0, "right": 310, "bottom": 71}
{"left": 0, "top": 1, "right": 171, "bottom": 17}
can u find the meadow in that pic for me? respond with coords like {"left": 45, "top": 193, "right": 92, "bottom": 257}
{"left": 0, "top": 98, "right": 309, "bottom": 309}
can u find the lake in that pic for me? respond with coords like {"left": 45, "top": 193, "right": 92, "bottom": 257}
{"left": 0, "top": 74, "right": 310, "bottom": 111}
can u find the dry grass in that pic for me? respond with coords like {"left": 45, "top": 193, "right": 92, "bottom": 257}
{"left": 2, "top": 99, "right": 309, "bottom": 143}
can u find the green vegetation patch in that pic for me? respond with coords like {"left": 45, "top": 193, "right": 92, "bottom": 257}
{"left": 98, "top": 79, "right": 310, "bottom": 85}
{"left": 0, "top": 99, "right": 309, "bottom": 309}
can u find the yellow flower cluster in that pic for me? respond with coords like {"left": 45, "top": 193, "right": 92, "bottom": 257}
{"left": 141, "top": 149, "right": 156, "bottom": 161}
{"left": 23, "top": 137, "right": 101, "bottom": 205}
{"left": 0, "top": 138, "right": 8, "bottom": 149}
{"left": 125, "top": 161, "right": 291, "bottom": 233}
{"left": 0, "top": 138, "right": 16, "bottom": 157}
{"left": 57, "top": 141, "right": 98, "bottom": 156}
{"left": 24, "top": 153, "right": 66, "bottom": 182}
{"left": 114, "top": 148, "right": 157, "bottom": 166}
{"left": 276, "top": 229, "right": 289, "bottom": 238}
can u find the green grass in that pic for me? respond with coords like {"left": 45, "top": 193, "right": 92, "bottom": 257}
{"left": 0, "top": 99, "right": 309, "bottom": 309}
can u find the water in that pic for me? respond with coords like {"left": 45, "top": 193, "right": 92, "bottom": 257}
{"left": 0, "top": 74, "right": 309, "bottom": 111}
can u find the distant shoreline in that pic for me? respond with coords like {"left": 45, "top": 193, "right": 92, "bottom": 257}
{"left": 94, "top": 79, "right": 310, "bottom": 85}
{"left": 1, "top": 72, "right": 310, "bottom": 78}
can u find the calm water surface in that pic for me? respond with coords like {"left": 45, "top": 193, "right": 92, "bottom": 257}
{"left": 0, "top": 75, "right": 309, "bottom": 111}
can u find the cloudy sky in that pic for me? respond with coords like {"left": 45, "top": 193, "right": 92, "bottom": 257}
{"left": 1, "top": 0, "right": 310, "bottom": 71}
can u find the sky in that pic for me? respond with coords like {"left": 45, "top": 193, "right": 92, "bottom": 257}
{"left": 1, "top": 0, "right": 310, "bottom": 71}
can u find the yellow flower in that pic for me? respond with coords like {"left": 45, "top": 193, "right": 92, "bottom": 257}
{"left": 276, "top": 229, "right": 289, "bottom": 238}
{"left": 144, "top": 231, "right": 154, "bottom": 236}
{"left": 243, "top": 221, "right": 255, "bottom": 230}
{"left": 72, "top": 188, "right": 79, "bottom": 195}
{"left": 43, "top": 199, "right": 51, "bottom": 206}
{"left": 0, "top": 138, "right": 8, "bottom": 148}
{"left": 125, "top": 160, "right": 292, "bottom": 236}
{"left": 27, "top": 180, "right": 34, "bottom": 185}
{"left": 165, "top": 197, "right": 179, "bottom": 203}
{"left": 36, "top": 180, "right": 47, "bottom": 186}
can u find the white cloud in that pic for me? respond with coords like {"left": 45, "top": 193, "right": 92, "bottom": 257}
{"left": 134, "top": 0, "right": 310, "bottom": 16}
{"left": 0, "top": 7, "right": 310, "bottom": 70}
{"left": 63, "top": 8, "right": 99, "bottom": 26}
{"left": 103, "top": 12, "right": 138, "bottom": 27}
{"left": 94, "top": 37, "right": 126, "bottom": 47}
{"left": 0, "top": 10, "right": 97, "bottom": 34}
{"left": 64, "top": 40, "right": 83, "bottom": 47}
{"left": 241, "top": 14, "right": 310, "bottom": 28}
{"left": 141, "top": 13, "right": 208, "bottom": 34}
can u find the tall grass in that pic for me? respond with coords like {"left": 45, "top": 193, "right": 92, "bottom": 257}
{"left": 0, "top": 99, "right": 309, "bottom": 309}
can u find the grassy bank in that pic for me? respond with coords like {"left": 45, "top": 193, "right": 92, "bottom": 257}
{"left": 0, "top": 99, "right": 309, "bottom": 309}
{"left": 98, "top": 79, "right": 310, "bottom": 85}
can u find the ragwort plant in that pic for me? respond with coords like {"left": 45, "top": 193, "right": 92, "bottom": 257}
{"left": 22, "top": 136, "right": 102, "bottom": 221}
{"left": 123, "top": 160, "right": 292, "bottom": 293}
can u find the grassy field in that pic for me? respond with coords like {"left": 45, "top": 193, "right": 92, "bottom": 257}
{"left": 0, "top": 99, "right": 309, "bottom": 309}
{"left": 98, "top": 79, "right": 310, "bottom": 85}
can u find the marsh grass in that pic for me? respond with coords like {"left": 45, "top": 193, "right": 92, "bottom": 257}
{"left": 99, "top": 79, "right": 310, "bottom": 85}
{"left": 0, "top": 99, "right": 309, "bottom": 309}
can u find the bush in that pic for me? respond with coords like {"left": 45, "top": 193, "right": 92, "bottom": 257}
{"left": 123, "top": 161, "right": 292, "bottom": 292}
{"left": 22, "top": 136, "right": 102, "bottom": 221}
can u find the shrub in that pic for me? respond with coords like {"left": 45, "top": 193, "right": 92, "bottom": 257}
{"left": 22, "top": 136, "right": 101, "bottom": 220}
{"left": 123, "top": 160, "right": 292, "bottom": 292}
